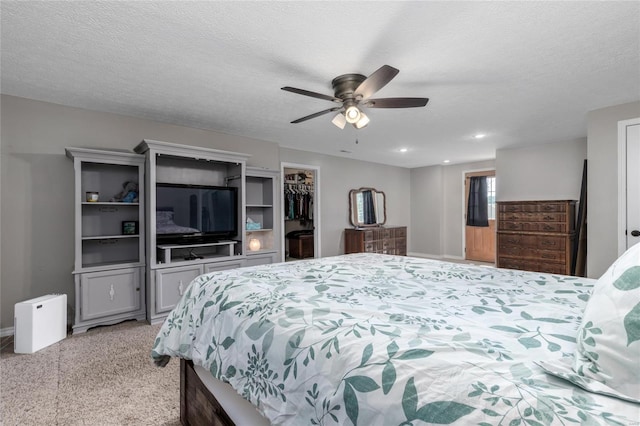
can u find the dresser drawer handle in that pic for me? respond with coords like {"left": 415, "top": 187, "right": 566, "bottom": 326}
{"left": 543, "top": 215, "right": 555, "bottom": 221}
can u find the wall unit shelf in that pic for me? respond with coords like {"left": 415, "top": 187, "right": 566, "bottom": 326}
{"left": 66, "top": 147, "right": 146, "bottom": 334}
{"left": 245, "top": 167, "right": 280, "bottom": 266}
{"left": 157, "top": 241, "right": 238, "bottom": 264}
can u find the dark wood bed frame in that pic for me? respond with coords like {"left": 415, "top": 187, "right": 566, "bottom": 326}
{"left": 180, "top": 359, "right": 236, "bottom": 426}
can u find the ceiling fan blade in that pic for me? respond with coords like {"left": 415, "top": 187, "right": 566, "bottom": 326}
{"left": 281, "top": 86, "right": 342, "bottom": 103}
{"left": 291, "top": 107, "right": 342, "bottom": 124}
{"left": 362, "top": 97, "right": 429, "bottom": 108}
{"left": 354, "top": 65, "right": 399, "bottom": 99}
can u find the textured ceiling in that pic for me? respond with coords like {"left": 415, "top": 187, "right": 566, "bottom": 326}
{"left": 2, "top": 1, "right": 639, "bottom": 168}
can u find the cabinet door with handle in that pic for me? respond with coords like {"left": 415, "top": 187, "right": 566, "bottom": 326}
{"left": 155, "top": 265, "right": 203, "bottom": 314}
{"left": 80, "top": 268, "right": 141, "bottom": 321}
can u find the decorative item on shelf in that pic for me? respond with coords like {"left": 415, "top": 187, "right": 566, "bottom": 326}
{"left": 246, "top": 218, "right": 262, "bottom": 230}
{"left": 122, "top": 220, "right": 139, "bottom": 235}
{"left": 249, "top": 238, "right": 261, "bottom": 252}
{"left": 110, "top": 181, "right": 139, "bottom": 203}
{"left": 86, "top": 191, "right": 99, "bottom": 202}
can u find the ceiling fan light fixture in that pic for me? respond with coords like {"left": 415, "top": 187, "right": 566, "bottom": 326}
{"left": 345, "top": 105, "right": 361, "bottom": 124}
{"left": 331, "top": 113, "right": 346, "bottom": 129}
{"left": 354, "top": 112, "right": 370, "bottom": 129}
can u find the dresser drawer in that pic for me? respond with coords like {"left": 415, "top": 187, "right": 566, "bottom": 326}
{"left": 363, "top": 230, "right": 375, "bottom": 241}
{"left": 537, "top": 262, "right": 569, "bottom": 274}
{"left": 499, "top": 204, "right": 525, "bottom": 213}
{"left": 537, "top": 249, "right": 566, "bottom": 262}
{"left": 499, "top": 212, "right": 567, "bottom": 222}
{"left": 499, "top": 257, "right": 537, "bottom": 271}
{"left": 498, "top": 234, "right": 536, "bottom": 247}
{"left": 536, "top": 235, "right": 566, "bottom": 250}
{"left": 499, "top": 221, "right": 567, "bottom": 233}
{"left": 537, "top": 203, "right": 567, "bottom": 212}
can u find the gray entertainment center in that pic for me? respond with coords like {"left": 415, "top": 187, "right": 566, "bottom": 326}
{"left": 66, "top": 139, "right": 281, "bottom": 332}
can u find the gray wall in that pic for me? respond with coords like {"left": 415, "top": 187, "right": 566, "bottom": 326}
{"left": 587, "top": 101, "right": 640, "bottom": 277}
{"left": 0, "top": 95, "right": 413, "bottom": 330}
{"left": 496, "top": 138, "right": 587, "bottom": 202}
{"left": 0, "top": 95, "right": 282, "bottom": 330}
{"left": 410, "top": 165, "right": 443, "bottom": 256}
{"left": 410, "top": 159, "right": 495, "bottom": 258}
{"left": 279, "top": 148, "right": 411, "bottom": 257}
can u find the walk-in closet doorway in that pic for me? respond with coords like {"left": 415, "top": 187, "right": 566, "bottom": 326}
{"left": 281, "top": 163, "right": 320, "bottom": 262}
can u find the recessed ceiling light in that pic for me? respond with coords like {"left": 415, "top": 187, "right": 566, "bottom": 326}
{"left": 474, "top": 134, "right": 486, "bottom": 139}
{"left": 443, "top": 160, "right": 450, "bottom": 164}
{"left": 399, "top": 148, "right": 408, "bottom": 153}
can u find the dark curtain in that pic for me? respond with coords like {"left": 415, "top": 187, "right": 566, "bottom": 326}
{"left": 362, "top": 190, "right": 377, "bottom": 224}
{"left": 467, "top": 176, "right": 489, "bottom": 227}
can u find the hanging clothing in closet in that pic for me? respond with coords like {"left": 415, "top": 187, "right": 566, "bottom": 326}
{"left": 284, "top": 184, "right": 313, "bottom": 221}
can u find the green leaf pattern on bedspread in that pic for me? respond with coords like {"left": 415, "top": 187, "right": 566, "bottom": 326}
{"left": 152, "top": 254, "right": 640, "bottom": 425}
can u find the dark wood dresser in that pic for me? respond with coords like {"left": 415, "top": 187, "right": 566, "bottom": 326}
{"left": 497, "top": 200, "right": 576, "bottom": 275}
{"left": 344, "top": 226, "right": 407, "bottom": 255}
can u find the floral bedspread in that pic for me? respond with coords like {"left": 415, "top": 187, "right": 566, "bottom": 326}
{"left": 152, "top": 254, "right": 640, "bottom": 425}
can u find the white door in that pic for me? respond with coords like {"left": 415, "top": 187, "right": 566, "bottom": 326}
{"left": 626, "top": 122, "right": 640, "bottom": 250}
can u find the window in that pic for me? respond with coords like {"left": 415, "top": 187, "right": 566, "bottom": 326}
{"left": 487, "top": 176, "right": 496, "bottom": 220}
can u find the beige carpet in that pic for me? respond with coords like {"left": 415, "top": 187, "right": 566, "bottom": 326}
{"left": 0, "top": 321, "right": 180, "bottom": 425}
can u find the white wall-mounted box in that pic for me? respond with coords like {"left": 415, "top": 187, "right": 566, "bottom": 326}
{"left": 14, "top": 294, "right": 67, "bottom": 354}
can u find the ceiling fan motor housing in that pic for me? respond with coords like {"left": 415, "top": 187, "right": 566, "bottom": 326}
{"left": 331, "top": 74, "right": 366, "bottom": 100}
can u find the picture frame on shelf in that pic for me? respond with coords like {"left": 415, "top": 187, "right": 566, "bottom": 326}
{"left": 122, "top": 220, "right": 139, "bottom": 235}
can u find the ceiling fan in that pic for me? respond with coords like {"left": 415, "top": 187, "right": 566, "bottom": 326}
{"left": 282, "top": 65, "right": 429, "bottom": 129}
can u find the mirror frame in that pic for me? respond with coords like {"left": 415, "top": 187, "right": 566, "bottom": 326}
{"left": 349, "top": 187, "right": 387, "bottom": 227}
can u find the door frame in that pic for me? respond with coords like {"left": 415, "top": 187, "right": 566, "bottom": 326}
{"left": 281, "top": 162, "right": 321, "bottom": 261}
{"left": 618, "top": 117, "right": 640, "bottom": 255}
{"left": 461, "top": 168, "right": 496, "bottom": 261}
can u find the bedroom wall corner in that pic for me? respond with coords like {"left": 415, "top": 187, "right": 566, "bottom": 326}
{"left": 279, "top": 148, "right": 411, "bottom": 258}
{"left": 0, "top": 94, "right": 281, "bottom": 330}
{"left": 409, "top": 159, "right": 496, "bottom": 259}
{"left": 409, "top": 165, "right": 444, "bottom": 257}
{"left": 495, "top": 138, "right": 586, "bottom": 202}
{"left": 587, "top": 101, "right": 640, "bottom": 278}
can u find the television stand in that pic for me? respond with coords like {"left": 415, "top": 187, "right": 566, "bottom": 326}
{"left": 157, "top": 241, "right": 238, "bottom": 264}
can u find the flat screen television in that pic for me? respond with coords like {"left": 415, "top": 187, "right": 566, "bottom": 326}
{"left": 156, "top": 183, "right": 238, "bottom": 245}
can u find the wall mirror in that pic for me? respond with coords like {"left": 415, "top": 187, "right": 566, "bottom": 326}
{"left": 349, "top": 188, "right": 386, "bottom": 227}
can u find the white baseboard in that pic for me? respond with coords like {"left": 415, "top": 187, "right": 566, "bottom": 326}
{"left": 408, "top": 252, "right": 468, "bottom": 262}
{"left": 407, "top": 252, "right": 444, "bottom": 259}
{"left": 1, "top": 327, "right": 15, "bottom": 337}
{"left": 443, "top": 254, "right": 465, "bottom": 260}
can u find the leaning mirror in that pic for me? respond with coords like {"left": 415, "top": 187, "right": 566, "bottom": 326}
{"left": 349, "top": 188, "right": 386, "bottom": 227}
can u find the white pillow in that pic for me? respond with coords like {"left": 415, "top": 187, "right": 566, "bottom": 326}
{"left": 570, "top": 243, "right": 640, "bottom": 401}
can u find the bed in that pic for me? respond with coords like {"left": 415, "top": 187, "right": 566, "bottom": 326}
{"left": 152, "top": 252, "right": 640, "bottom": 425}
